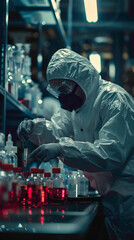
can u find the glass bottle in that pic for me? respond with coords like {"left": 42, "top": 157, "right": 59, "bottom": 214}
{"left": 2, "top": 164, "right": 15, "bottom": 208}
{"left": 13, "top": 43, "right": 23, "bottom": 101}
{"left": 68, "top": 171, "right": 78, "bottom": 199}
{"left": 37, "top": 168, "right": 44, "bottom": 182}
{"left": 49, "top": 168, "right": 66, "bottom": 203}
{"left": 42, "top": 172, "right": 53, "bottom": 205}
{"left": 20, "top": 44, "right": 35, "bottom": 110}
{"left": 43, "top": 172, "right": 53, "bottom": 189}
{"left": 7, "top": 45, "right": 15, "bottom": 95}
{"left": 12, "top": 167, "right": 19, "bottom": 204}
{"left": 15, "top": 167, "right": 25, "bottom": 206}
{"left": 5, "top": 133, "right": 18, "bottom": 167}
{"left": 22, "top": 171, "right": 31, "bottom": 206}
{"left": 37, "top": 169, "right": 46, "bottom": 205}
{"left": 27, "top": 168, "right": 42, "bottom": 207}
{"left": 0, "top": 162, "right": 8, "bottom": 212}
{"left": 60, "top": 167, "right": 68, "bottom": 199}
{"left": 77, "top": 170, "right": 89, "bottom": 197}
{"left": 0, "top": 132, "right": 6, "bottom": 163}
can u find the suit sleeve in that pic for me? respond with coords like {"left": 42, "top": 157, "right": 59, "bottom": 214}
{"left": 29, "top": 109, "right": 74, "bottom": 146}
{"left": 59, "top": 93, "right": 134, "bottom": 172}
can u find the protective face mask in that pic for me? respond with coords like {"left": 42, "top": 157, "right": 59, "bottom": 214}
{"left": 58, "top": 85, "right": 84, "bottom": 112}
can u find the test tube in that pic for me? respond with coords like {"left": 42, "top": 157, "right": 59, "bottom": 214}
{"left": 24, "top": 140, "right": 28, "bottom": 168}
{"left": 23, "top": 118, "right": 29, "bottom": 170}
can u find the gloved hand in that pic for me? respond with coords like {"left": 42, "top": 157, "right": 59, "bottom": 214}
{"left": 17, "top": 119, "right": 34, "bottom": 142}
{"left": 28, "top": 143, "right": 62, "bottom": 165}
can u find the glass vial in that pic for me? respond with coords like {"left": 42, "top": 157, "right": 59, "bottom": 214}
{"left": 49, "top": 168, "right": 66, "bottom": 203}
{"left": 68, "top": 171, "right": 78, "bottom": 199}
{"left": 27, "top": 168, "right": 42, "bottom": 207}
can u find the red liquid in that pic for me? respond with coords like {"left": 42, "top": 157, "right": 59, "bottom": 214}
{"left": 27, "top": 184, "right": 42, "bottom": 207}
{"left": 49, "top": 188, "right": 66, "bottom": 203}
{"left": 19, "top": 99, "right": 30, "bottom": 109}
{"left": 12, "top": 182, "right": 18, "bottom": 202}
{"left": 8, "top": 190, "right": 14, "bottom": 206}
{"left": 42, "top": 186, "right": 48, "bottom": 205}
{"left": 18, "top": 185, "right": 27, "bottom": 206}
{"left": 8, "top": 182, "right": 19, "bottom": 208}
{"left": 65, "top": 188, "right": 68, "bottom": 199}
{"left": 0, "top": 184, "right": 8, "bottom": 210}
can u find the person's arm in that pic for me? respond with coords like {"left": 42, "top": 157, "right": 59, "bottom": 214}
{"left": 59, "top": 92, "right": 134, "bottom": 173}
{"left": 28, "top": 109, "right": 74, "bottom": 146}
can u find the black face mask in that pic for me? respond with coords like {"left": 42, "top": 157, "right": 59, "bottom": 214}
{"left": 58, "top": 85, "right": 84, "bottom": 112}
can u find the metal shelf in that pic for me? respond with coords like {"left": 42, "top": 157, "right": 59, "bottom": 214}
{"left": 0, "top": 86, "right": 5, "bottom": 96}
{"left": 0, "top": 0, "right": 69, "bottom": 134}
{"left": 0, "top": 86, "right": 36, "bottom": 119}
{"left": 10, "top": 0, "right": 70, "bottom": 48}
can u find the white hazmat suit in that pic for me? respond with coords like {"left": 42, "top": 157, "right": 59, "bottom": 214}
{"left": 19, "top": 49, "right": 134, "bottom": 239}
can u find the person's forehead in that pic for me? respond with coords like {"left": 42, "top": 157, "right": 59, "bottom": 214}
{"left": 49, "top": 79, "right": 75, "bottom": 87}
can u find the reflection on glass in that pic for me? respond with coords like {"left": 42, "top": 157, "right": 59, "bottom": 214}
{"left": 40, "top": 209, "right": 44, "bottom": 215}
{"left": 40, "top": 216, "right": 44, "bottom": 225}
{"left": 28, "top": 209, "right": 32, "bottom": 215}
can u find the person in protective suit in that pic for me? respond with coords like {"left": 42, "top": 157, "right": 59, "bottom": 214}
{"left": 17, "top": 48, "right": 134, "bottom": 240}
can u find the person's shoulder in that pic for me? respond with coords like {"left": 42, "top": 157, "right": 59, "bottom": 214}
{"left": 99, "top": 79, "right": 134, "bottom": 115}
{"left": 100, "top": 79, "right": 133, "bottom": 102}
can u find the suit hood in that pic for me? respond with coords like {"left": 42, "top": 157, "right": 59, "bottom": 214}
{"left": 46, "top": 48, "right": 100, "bottom": 103}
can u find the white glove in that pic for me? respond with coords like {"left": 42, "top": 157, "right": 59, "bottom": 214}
{"left": 28, "top": 143, "right": 62, "bottom": 165}
{"left": 17, "top": 119, "right": 34, "bottom": 141}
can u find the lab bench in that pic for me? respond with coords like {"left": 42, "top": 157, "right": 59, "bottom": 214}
{"left": 0, "top": 195, "right": 107, "bottom": 240}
